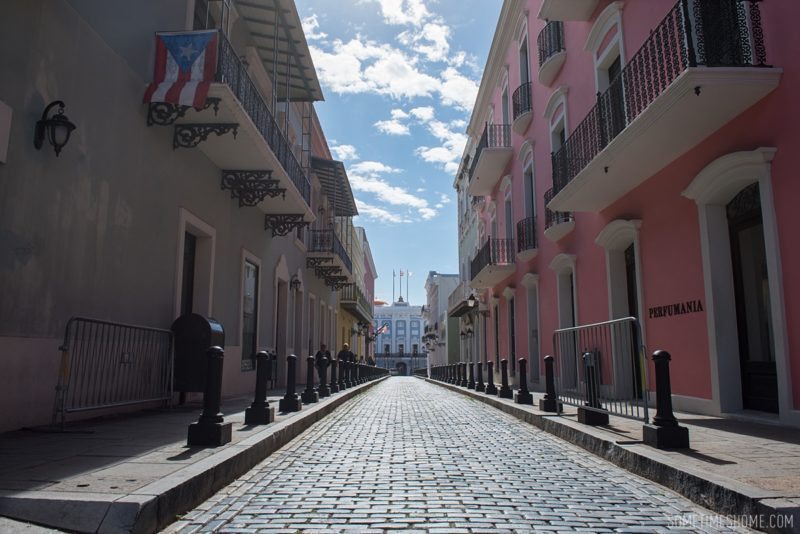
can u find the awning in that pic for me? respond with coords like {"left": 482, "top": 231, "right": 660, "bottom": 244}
{"left": 311, "top": 157, "right": 358, "bottom": 217}
{"left": 235, "top": 0, "right": 324, "bottom": 102}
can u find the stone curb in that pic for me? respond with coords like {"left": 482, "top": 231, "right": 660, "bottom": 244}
{"left": 424, "top": 377, "right": 799, "bottom": 534}
{"left": 0, "top": 377, "right": 388, "bottom": 534}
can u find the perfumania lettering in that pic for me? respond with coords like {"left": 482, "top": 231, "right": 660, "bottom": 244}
{"left": 648, "top": 300, "right": 704, "bottom": 319}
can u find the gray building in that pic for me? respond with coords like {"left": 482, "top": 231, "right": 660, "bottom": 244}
{"left": 423, "top": 271, "right": 460, "bottom": 368}
{"left": 0, "top": 0, "right": 363, "bottom": 431}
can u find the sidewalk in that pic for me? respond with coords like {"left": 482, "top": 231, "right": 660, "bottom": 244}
{"left": 426, "top": 377, "right": 800, "bottom": 533}
{"left": 0, "top": 379, "right": 386, "bottom": 533}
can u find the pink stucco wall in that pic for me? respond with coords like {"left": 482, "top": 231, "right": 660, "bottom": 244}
{"left": 476, "top": 0, "right": 800, "bottom": 411}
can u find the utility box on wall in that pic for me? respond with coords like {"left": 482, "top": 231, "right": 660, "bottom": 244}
{"left": 0, "top": 100, "right": 11, "bottom": 163}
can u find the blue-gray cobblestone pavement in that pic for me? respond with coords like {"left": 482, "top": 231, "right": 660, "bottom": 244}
{"left": 167, "top": 378, "right": 751, "bottom": 533}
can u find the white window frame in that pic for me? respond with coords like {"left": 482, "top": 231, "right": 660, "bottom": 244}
{"left": 174, "top": 208, "right": 216, "bottom": 318}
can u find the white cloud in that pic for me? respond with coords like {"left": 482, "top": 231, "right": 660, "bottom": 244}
{"left": 415, "top": 119, "right": 469, "bottom": 176}
{"left": 398, "top": 22, "right": 451, "bottom": 62}
{"left": 350, "top": 161, "right": 401, "bottom": 175}
{"left": 438, "top": 67, "right": 479, "bottom": 111}
{"left": 409, "top": 106, "right": 435, "bottom": 122}
{"left": 367, "top": 0, "right": 431, "bottom": 26}
{"left": 301, "top": 14, "right": 328, "bottom": 41}
{"left": 348, "top": 161, "right": 438, "bottom": 221}
{"left": 390, "top": 108, "right": 409, "bottom": 119}
{"left": 374, "top": 119, "right": 410, "bottom": 136}
{"left": 355, "top": 198, "right": 406, "bottom": 224}
{"left": 439, "top": 193, "right": 451, "bottom": 204}
{"left": 310, "top": 37, "right": 440, "bottom": 101}
{"left": 331, "top": 144, "right": 359, "bottom": 161}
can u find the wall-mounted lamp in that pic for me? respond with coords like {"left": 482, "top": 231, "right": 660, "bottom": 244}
{"left": 289, "top": 275, "right": 302, "bottom": 292}
{"left": 467, "top": 293, "right": 477, "bottom": 307}
{"left": 34, "top": 101, "right": 76, "bottom": 157}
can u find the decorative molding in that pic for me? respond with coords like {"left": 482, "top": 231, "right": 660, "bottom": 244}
{"left": 147, "top": 98, "right": 220, "bottom": 127}
{"left": 549, "top": 253, "right": 576, "bottom": 273}
{"left": 544, "top": 86, "right": 569, "bottom": 122}
{"left": 502, "top": 286, "right": 516, "bottom": 300}
{"left": 517, "top": 140, "right": 534, "bottom": 165}
{"left": 221, "top": 170, "right": 285, "bottom": 207}
{"left": 584, "top": 1, "right": 625, "bottom": 53}
{"left": 264, "top": 214, "right": 308, "bottom": 237}
{"left": 682, "top": 147, "right": 777, "bottom": 205}
{"left": 500, "top": 174, "right": 512, "bottom": 193}
{"left": 173, "top": 123, "right": 238, "bottom": 149}
{"left": 595, "top": 219, "right": 641, "bottom": 250}
{"left": 521, "top": 272, "right": 539, "bottom": 289}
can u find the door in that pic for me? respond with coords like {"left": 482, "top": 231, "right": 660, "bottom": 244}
{"left": 728, "top": 183, "right": 778, "bottom": 413}
{"left": 180, "top": 232, "right": 197, "bottom": 316}
{"left": 624, "top": 244, "right": 643, "bottom": 398}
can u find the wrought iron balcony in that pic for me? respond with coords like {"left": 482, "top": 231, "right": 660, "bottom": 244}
{"left": 537, "top": 21, "right": 566, "bottom": 86}
{"left": 146, "top": 31, "right": 312, "bottom": 221}
{"left": 548, "top": 0, "right": 779, "bottom": 212}
{"left": 543, "top": 188, "right": 575, "bottom": 242}
{"left": 447, "top": 281, "right": 474, "bottom": 318}
{"left": 307, "top": 229, "right": 353, "bottom": 279}
{"left": 340, "top": 283, "right": 374, "bottom": 323}
{"left": 470, "top": 238, "right": 515, "bottom": 289}
{"left": 512, "top": 82, "right": 533, "bottom": 134}
{"left": 516, "top": 217, "right": 538, "bottom": 261}
{"left": 467, "top": 124, "right": 512, "bottom": 196}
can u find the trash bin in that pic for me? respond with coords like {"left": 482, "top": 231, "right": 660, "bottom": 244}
{"left": 171, "top": 313, "right": 225, "bottom": 393}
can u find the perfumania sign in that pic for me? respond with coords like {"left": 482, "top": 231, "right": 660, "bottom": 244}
{"left": 648, "top": 300, "right": 704, "bottom": 319}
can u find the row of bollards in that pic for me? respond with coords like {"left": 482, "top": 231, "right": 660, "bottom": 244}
{"left": 429, "top": 350, "right": 689, "bottom": 450}
{"left": 188, "top": 347, "right": 389, "bottom": 447}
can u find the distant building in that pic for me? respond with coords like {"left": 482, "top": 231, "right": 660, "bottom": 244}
{"left": 423, "top": 271, "right": 460, "bottom": 369}
{"left": 373, "top": 298, "right": 424, "bottom": 375}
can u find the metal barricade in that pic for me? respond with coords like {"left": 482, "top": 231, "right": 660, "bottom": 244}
{"left": 53, "top": 317, "right": 174, "bottom": 426}
{"left": 553, "top": 317, "right": 649, "bottom": 423}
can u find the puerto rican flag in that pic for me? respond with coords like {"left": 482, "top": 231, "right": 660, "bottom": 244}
{"left": 143, "top": 30, "right": 218, "bottom": 109}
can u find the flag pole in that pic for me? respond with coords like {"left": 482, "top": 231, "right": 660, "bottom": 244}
{"left": 392, "top": 269, "right": 396, "bottom": 304}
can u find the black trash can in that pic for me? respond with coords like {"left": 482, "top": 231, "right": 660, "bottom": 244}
{"left": 171, "top": 313, "right": 225, "bottom": 393}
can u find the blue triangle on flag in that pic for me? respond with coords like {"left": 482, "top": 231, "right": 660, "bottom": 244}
{"left": 161, "top": 32, "right": 215, "bottom": 72}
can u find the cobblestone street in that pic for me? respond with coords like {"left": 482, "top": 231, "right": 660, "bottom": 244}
{"left": 170, "top": 378, "right": 749, "bottom": 533}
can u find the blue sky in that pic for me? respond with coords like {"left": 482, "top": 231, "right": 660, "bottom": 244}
{"left": 299, "top": 0, "right": 502, "bottom": 305}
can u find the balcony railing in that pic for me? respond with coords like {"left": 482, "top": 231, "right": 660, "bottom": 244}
{"left": 468, "top": 123, "right": 512, "bottom": 180}
{"left": 470, "top": 238, "right": 514, "bottom": 281}
{"left": 544, "top": 188, "right": 574, "bottom": 229}
{"left": 512, "top": 82, "right": 532, "bottom": 121}
{"left": 340, "top": 283, "right": 374, "bottom": 321}
{"left": 447, "top": 280, "right": 470, "bottom": 311}
{"left": 216, "top": 33, "right": 311, "bottom": 205}
{"left": 537, "top": 21, "right": 565, "bottom": 68}
{"left": 307, "top": 229, "right": 353, "bottom": 273}
{"left": 551, "top": 0, "right": 768, "bottom": 197}
{"left": 516, "top": 217, "right": 537, "bottom": 254}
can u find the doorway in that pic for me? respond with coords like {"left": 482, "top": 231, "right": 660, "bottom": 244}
{"left": 727, "top": 183, "right": 778, "bottom": 413}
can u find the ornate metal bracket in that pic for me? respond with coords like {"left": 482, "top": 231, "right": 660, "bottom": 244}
{"left": 306, "top": 257, "right": 334, "bottom": 269}
{"left": 173, "top": 123, "right": 238, "bottom": 149}
{"left": 147, "top": 98, "right": 221, "bottom": 126}
{"left": 315, "top": 265, "right": 342, "bottom": 278}
{"left": 326, "top": 276, "right": 351, "bottom": 290}
{"left": 264, "top": 214, "right": 308, "bottom": 237}
{"left": 221, "top": 170, "right": 286, "bottom": 207}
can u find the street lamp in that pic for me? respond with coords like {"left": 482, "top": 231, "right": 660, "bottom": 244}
{"left": 467, "top": 293, "right": 477, "bottom": 307}
{"left": 34, "top": 100, "right": 76, "bottom": 157}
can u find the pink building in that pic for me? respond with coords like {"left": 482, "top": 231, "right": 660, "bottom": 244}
{"left": 453, "top": 0, "right": 799, "bottom": 426}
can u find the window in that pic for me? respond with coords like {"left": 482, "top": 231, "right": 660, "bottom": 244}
{"left": 520, "top": 33, "right": 530, "bottom": 85}
{"left": 505, "top": 195, "right": 513, "bottom": 241}
{"left": 523, "top": 163, "right": 536, "bottom": 220}
{"left": 242, "top": 259, "right": 259, "bottom": 369}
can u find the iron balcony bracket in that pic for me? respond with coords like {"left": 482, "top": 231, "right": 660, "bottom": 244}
{"left": 221, "top": 170, "right": 286, "bottom": 207}
{"left": 173, "top": 123, "right": 238, "bottom": 149}
{"left": 264, "top": 214, "right": 308, "bottom": 237}
{"left": 147, "top": 98, "right": 221, "bottom": 127}
{"left": 306, "top": 257, "right": 334, "bottom": 268}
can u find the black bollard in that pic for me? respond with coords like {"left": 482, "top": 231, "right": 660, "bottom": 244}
{"left": 301, "top": 356, "right": 319, "bottom": 404}
{"left": 643, "top": 351, "right": 690, "bottom": 449}
{"left": 245, "top": 351, "right": 275, "bottom": 425}
{"left": 460, "top": 362, "right": 468, "bottom": 387}
{"left": 514, "top": 358, "right": 533, "bottom": 405}
{"left": 485, "top": 361, "right": 498, "bottom": 395}
{"left": 498, "top": 358, "right": 513, "bottom": 399}
{"left": 338, "top": 358, "right": 347, "bottom": 390}
{"left": 318, "top": 356, "right": 331, "bottom": 397}
{"left": 475, "top": 362, "right": 485, "bottom": 392}
{"left": 188, "top": 346, "right": 232, "bottom": 446}
{"left": 468, "top": 362, "right": 476, "bottom": 389}
{"left": 278, "top": 354, "right": 303, "bottom": 412}
{"left": 539, "top": 355, "right": 560, "bottom": 412}
{"left": 578, "top": 351, "right": 608, "bottom": 425}
{"left": 330, "top": 357, "right": 340, "bottom": 393}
